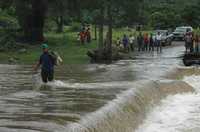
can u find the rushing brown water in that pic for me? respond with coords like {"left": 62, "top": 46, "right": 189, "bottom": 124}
{"left": 0, "top": 42, "right": 193, "bottom": 132}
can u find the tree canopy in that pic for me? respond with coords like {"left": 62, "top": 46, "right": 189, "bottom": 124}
{"left": 0, "top": 0, "right": 200, "bottom": 42}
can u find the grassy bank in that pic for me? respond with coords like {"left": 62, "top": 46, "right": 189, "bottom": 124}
{"left": 0, "top": 27, "right": 135, "bottom": 65}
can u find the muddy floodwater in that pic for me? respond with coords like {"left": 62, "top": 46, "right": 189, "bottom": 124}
{"left": 0, "top": 42, "right": 199, "bottom": 132}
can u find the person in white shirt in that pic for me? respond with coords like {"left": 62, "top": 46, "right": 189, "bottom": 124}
{"left": 156, "top": 32, "right": 162, "bottom": 52}
{"left": 129, "top": 34, "right": 135, "bottom": 51}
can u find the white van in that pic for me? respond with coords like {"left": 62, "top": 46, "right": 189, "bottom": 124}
{"left": 173, "top": 26, "right": 193, "bottom": 40}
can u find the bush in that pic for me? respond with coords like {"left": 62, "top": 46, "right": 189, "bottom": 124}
{"left": 0, "top": 11, "right": 18, "bottom": 29}
{"left": 69, "top": 22, "right": 81, "bottom": 32}
{"left": 0, "top": 28, "right": 17, "bottom": 51}
{"left": 149, "top": 9, "right": 182, "bottom": 29}
{"left": 44, "top": 18, "right": 57, "bottom": 32}
{"left": 0, "top": 10, "right": 19, "bottom": 51}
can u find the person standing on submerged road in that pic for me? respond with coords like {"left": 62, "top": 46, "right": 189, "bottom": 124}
{"left": 149, "top": 33, "right": 154, "bottom": 51}
{"left": 156, "top": 32, "right": 162, "bottom": 52}
{"left": 34, "top": 44, "right": 55, "bottom": 83}
{"left": 122, "top": 34, "right": 129, "bottom": 52}
{"left": 137, "top": 32, "right": 143, "bottom": 52}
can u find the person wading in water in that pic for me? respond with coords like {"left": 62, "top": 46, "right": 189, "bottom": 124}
{"left": 34, "top": 44, "right": 56, "bottom": 83}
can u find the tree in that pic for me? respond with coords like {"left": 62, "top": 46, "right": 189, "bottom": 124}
{"left": 48, "top": 1, "right": 66, "bottom": 33}
{"left": 79, "top": 0, "right": 105, "bottom": 49}
{"left": 181, "top": 2, "right": 200, "bottom": 28}
{"left": 0, "top": 0, "right": 13, "bottom": 10}
{"left": 84, "top": 0, "right": 142, "bottom": 63}
{"left": 14, "top": 0, "right": 48, "bottom": 42}
{"left": 104, "top": 0, "right": 142, "bottom": 62}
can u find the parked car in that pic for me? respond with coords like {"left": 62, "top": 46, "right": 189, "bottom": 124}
{"left": 153, "top": 30, "right": 174, "bottom": 46}
{"left": 173, "top": 26, "right": 193, "bottom": 41}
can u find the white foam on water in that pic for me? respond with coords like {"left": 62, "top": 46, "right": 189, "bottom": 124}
{"left": 32, "top": 73, "right": 71, "bottom": 89}
{"left": 11, "top": 91, "right": 46, "bottom": 99}
{"left": 45, "top": 80, "right": 138, "bottom": 90}
{"left": 183, "top": 75, "right": 200, "bottom": 92}
{"left": 65, "top": 81, "right": 181, "bottom": 132}
{"left": 135, "top": 75, "right": 200, "bottom": 132}
{"left": 135, "top": 93, "right": 200, "bottom": 132}
{"left": 32, "top": 71, "right": 136, "bottom": 90}
{"left": 32, "top": 73, "right": 43, "bottom": 89}
{"left": 47, "top": 80, "right": 69, "bottom": 88}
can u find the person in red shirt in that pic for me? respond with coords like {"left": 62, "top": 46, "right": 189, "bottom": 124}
{"left": 144, "top": 33, "right": 149, "bottom": 51}
{"left": 79, "top": 28, "right": 86, "bottom": 45}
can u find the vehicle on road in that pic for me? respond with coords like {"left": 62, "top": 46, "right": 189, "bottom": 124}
{"left": 153, "top": 30, "right": 174, "bottom": 46}
{"left": 173, "top": 26, "right": 193, "bottom": 41}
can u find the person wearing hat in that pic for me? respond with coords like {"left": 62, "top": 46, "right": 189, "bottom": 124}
{"left": 34, "top": 44, "right": 55, "bottom": 83}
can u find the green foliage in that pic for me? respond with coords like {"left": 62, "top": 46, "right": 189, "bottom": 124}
{"left": 194, "top": 28, "right": 200, "bottom": 35}
{"left": 145, "top": 0, "right": 199, "bottom": 29}
{"left": 69, "top": 22, "right": 81, "bottom": 32}
{"left": 44, "top": 18, "right": 57, "bottom": 32}
{"left": 181, "top": 2, "right": 200, "bottom": 28}
{"left": 0, "top": 9, "right": 18, "bottom": 28}
{"left": 0, "top": 29, "right": 98, "bottom": 64}
{"left": 0, "top": 9, "right": 19, "bottom": 51}
{"left": 81, "top": 9, "right": 93, "bottom": 23}
{"left": 150, "top": 12, "right": 165, "bottom": 29}
{"left": 0, "top": 28, "right": 16, "bottom": 51}
{"left": 149, "top": 10, "right": 181, "bottom": 29}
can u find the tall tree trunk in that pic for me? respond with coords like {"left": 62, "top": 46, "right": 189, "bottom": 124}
{"left": 15, "top": 0, "right": 31, "bottom": 40}
{"left": 31, "top": 0, "right": 47, "bottom": 42}
{"left": 98, "top": 7, "right": 104, "bottom": 50}
{"left": 15, "top": 0, "right": 47, "bottom": 42}
{"left": 94, "top": 24, "right": 97, "bottom": 40}
{"left": 107, "top": 2, "right": 112, "bottom": 63}
{"left": 56, "top": 15, "right": 64, "bottom": 33}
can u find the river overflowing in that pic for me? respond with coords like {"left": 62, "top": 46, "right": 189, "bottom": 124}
{"left": 135, "top": 76, "right": 200, "bottom": 132}
{"left": 0, "top": 42, "right": 199, "bottom": 132}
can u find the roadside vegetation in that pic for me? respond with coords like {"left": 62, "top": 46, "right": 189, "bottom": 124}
{"left": 0, "top": 0, "right": 200, "bottom": 64}
{"left": 0, "top": 25, "right": 133, "bottom": 64}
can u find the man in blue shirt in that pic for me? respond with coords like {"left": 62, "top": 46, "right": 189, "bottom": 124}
{"left": 122, "top": 34, "right": 129, "bottom": 52}
{"left": 34, "top": 44, "right": 55, "bottom": 83}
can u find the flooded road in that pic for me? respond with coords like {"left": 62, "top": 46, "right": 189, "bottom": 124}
{"left": 135, "top": 75, "right": 200, "bottom": 132}
{"left": 0, "top": 42, "right": 196, "bottom": 132}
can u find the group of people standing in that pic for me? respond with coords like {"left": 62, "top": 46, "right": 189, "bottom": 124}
{"left": 116, "top": 32, "right": 163, "bottom": 53}
{"left": 78, "top": 26, "right": 91, "bottom": 45}
{"left": 185, "top": 32, "right": 200, "bottom": 53}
